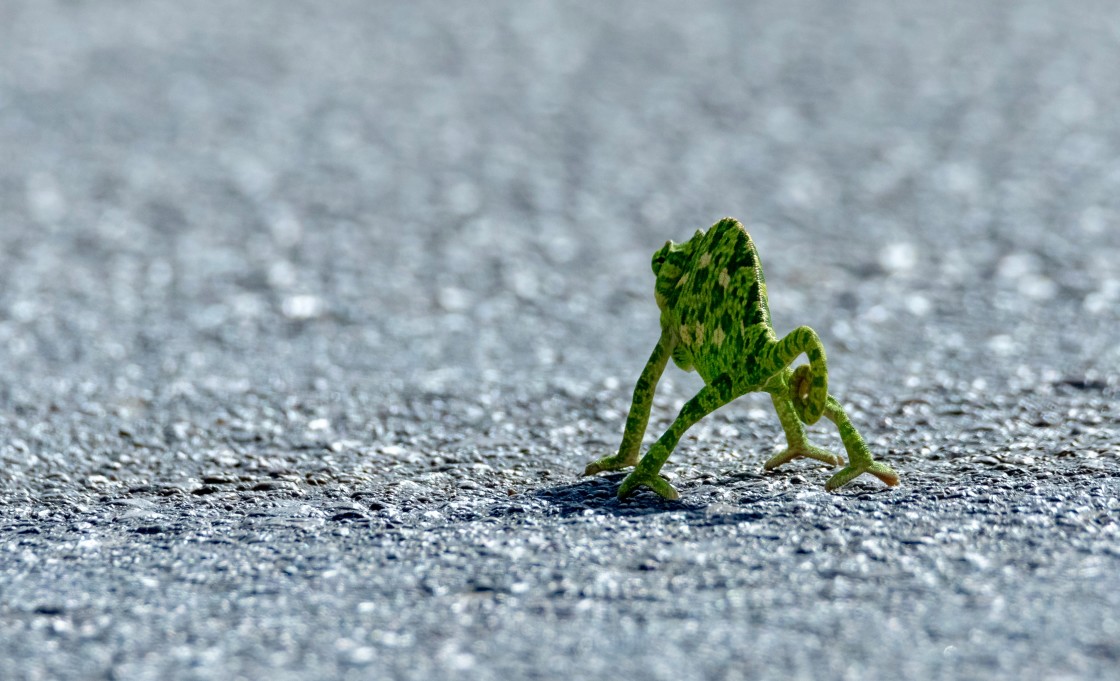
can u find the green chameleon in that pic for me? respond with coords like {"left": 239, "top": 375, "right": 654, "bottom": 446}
{"left": 584, "top": 217, "right": 900, "bottom": 500}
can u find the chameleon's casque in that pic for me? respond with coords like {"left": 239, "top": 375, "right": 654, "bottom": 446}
{"left": 585, "top": 218, "right": 899, "bottom": 499}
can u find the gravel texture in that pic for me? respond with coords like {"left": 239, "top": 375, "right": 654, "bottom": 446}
{"left": 1, "top": 1, "right": 1119, "bottom": 680}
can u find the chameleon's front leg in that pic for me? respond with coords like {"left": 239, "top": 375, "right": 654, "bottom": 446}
{"left": 584, "top": 333, "right": 672, "bottom": 476}
{"left": 617, "top": 378, "right": 733, "bottom": 500}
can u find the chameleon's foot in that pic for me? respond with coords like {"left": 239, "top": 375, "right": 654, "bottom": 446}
{"left": 825, "top": 460, "right": 900, "bottom": 491}
{"left": 583, "top": 452, "right": 639, "bottom": 476}
{"left": 763, "top": 443, "right": 844, "bottom": 471}
{"left": 617, "top": 470, "right": 680, "bottom": 501}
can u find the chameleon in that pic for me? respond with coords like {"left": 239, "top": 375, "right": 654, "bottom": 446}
{"left": 584, "top": 217, "right": 900, "bottom": 500}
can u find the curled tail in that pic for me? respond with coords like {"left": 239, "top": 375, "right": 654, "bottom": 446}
{"left": 772, "top": 326, "right": 828, "bottom": 425}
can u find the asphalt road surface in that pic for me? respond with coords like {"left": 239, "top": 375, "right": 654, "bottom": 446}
{"left": 2, "top": 2, "right": 1119, "bottom": 680}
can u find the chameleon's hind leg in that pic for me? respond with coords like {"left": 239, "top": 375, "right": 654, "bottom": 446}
{"left": 763, "top": 373, "right": 897, "bottom": 488}
{"left": 763, "top": 376, "right": 844, "bottom": 471}
{"left": 617, "top": 379, "right": 733, "bottom": 500}
{"left": 820, "top": 396, "right": 899, "bottom": 490}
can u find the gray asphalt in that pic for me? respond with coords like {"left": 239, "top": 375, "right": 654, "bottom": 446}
{"left": 2, "top": 1, "right": 1119, "bottom": 680}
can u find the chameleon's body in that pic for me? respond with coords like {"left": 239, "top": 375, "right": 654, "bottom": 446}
{"left": 584, "top": 218, "right": 899, "bottom": 499}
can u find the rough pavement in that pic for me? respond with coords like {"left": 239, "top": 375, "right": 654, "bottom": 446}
{"left": 1, "top": 1, "right": 1119, "bottom": 679}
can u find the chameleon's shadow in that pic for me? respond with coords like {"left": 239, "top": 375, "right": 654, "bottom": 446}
{"left": 533, "top": 474, "right": 684, "bottom": 518}
{"left": 534, "top": 472, "right": 781, "bottom": 523}
{"left": 535, "top": 469, "right": 902, "bottom": 523}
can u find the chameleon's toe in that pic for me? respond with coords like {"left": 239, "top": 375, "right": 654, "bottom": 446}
{"left": 583, "top": 453, "right": 638, "bottom": 476}
{"left": 617, "top": 470, "right": 680, "bottom": 501}
{"left": 763, "top": 444, "right": 843, "bottom": 471}
{"left": 824, "top": 460, "right": 900, "bottom": 491}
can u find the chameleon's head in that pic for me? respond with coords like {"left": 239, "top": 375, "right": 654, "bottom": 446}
{"left": 652, "top": 235, "right": 698, "bottom": 311}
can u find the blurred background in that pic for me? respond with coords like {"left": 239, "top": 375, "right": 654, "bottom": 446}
{"left": 2, "top": 2, "right": 1120, "bottom": 679}
{"left": 2, "top": 0, "right": 1118, "bottom": 406}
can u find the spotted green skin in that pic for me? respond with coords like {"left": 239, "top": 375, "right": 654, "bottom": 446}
{"left": 584, "top": 218, "right": 900, "bottom": 500}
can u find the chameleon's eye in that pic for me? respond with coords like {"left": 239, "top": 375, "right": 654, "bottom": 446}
{"left": 653, "top": 241, "right": 674, "bottom": 274}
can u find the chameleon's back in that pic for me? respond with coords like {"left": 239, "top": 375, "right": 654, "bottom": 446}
{"left": 661, "top": 218, "right": 774, "bottom": 384}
